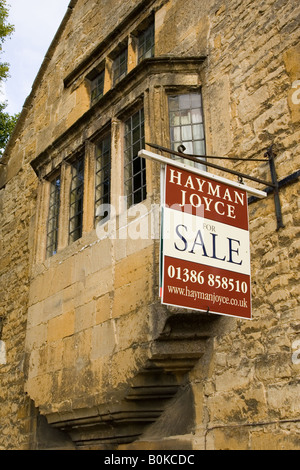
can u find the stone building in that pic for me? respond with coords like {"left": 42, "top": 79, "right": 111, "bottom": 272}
{"left": 0, "top": 0, "right": 299, "bottom": 450}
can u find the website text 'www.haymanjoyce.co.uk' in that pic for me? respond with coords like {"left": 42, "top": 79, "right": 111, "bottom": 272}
{"left": 167, "top": 284, "right": 248, "bottom": 309}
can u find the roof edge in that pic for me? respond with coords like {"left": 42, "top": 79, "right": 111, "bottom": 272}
{"left": 1, "top": 0, "right": 79, "bottom": 164}
{"left": 31, "top": 56, "right": 207, "bottom": 177}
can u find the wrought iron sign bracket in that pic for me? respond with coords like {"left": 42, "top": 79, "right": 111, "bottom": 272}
{"left": 145, "top": 143, "right": 299, "bottom": 231}
{"left": 249, "top": 145, "right": 299, "bottom": 230}
{"left": 264, "top": 145, "right": 284, "bottom": 231}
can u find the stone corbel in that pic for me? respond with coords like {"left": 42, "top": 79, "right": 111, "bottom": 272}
{"left": 46, "top": 305, "right": 219, "bottom": 449}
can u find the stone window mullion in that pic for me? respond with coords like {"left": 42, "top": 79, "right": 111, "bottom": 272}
{"left": 110, "top": 118, "right": 123, "bottom": 215}
{"left": 46, "top": 174, "right": 61, "bottom": 258}
{"left": 57, "top": 161, "right": 72, "bottom": 252}
{"left": 94, "top": 134, "right": 111, "bottom": 227}
{"left": 68, "top": 155, "right": 85, "bottom": 244}
{"left": 82, "top": 141, "right": 96, "bottom": 234}
{"left": 35, "top": 179, "right": 51, "bottom": 264}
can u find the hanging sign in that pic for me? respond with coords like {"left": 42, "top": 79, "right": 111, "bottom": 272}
{"left": 139, "top": 150, "right": 267, "bottom": 320}
{"left": 160, "top": 164, "right": 252, "bottom": 319}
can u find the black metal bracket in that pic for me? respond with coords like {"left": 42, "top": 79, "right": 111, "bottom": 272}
{"left": 146, "top": 142, "right": 276, "bottom": 189}
{"left": 0, "top": 316, "right": 4, "bottom": 340}
{"left": 145, "top": 142, "right": 299, "bottom": 232}
{"left": 264, "top": 145, "right": 284, "bottom": 230}
{"left": 248, "top": 169, "right": 300, "bottom": 218}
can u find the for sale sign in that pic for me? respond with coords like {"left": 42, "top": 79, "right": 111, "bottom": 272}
{"left": 160, "top": 164, "right": 252, "bottom": 319}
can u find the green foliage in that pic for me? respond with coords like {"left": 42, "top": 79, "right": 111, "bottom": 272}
{"left": 0, "top": 0, "right": 16, "bottom": 156}
{"left": 0, "top": 0, "right": 14, "bottom": 81}
{"left": 0, "top": 102, "right": 19, "bottom": 155}
{"left": 0, "top": 0, "right": 14, "bottom": 44}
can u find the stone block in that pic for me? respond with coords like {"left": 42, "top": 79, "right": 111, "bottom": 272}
{"left": 62, "top": 335, "right": 77, "bottom": 367}
{"left": 46, "top": 341, "right": 64, "bottom": 374}
{"left": 114, "top": 308, "right": 149, "bottom": 351}
{"left": 84, "top": 266, "right": 114, "bottom": 300}
{"left": 206, "top": 427, "right": 250, "bottom": 450}
{"left": 95, "top": 293, "right": 111, "bottom": 324}
{"left": 267, "top": 382, "right": 300, "bottom": 419}
{"left": 27, "top": 301, "right": 45, "bottom": 329}
{"left": 112, "top": 275, "right": 151, "bottom": 318}
{"left": 47, "top": 310, "right": 75, "bottom": 343}
{"left": 114, "top": 245, "right": 153, "bottom": 289}
{"left": 75, "top": 301, "right": 95, "bottom": 333}
{"left": 43, "top": 291, "right": 63, "bottom": 322}
{"left": 251, "top": 427, "right": 300, "bottom": 450}
{"left": 25, "top": 323, "right": 48, "bottom": 350}
{"left": 25, "top": 373, "right": 53, "bottom": 410}
{"left": 91, "top": 320, "right": 116, "bottom": 360}
{"left": 1, "top": 0, "right": 300, "bottom": 451}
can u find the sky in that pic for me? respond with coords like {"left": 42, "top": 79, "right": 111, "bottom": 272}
{"left": 0, "top": 0, "right": 71, "bottom": 115}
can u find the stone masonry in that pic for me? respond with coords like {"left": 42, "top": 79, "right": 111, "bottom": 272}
{"left": 0, "top": 0, "right": 299, "bottom": 450}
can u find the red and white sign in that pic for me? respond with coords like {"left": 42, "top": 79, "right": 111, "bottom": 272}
{"left": 161, "top": 164, "right": 251, "bottom": 319}
{"left": 139, "top": 150, "right": 267, "bottom": 320}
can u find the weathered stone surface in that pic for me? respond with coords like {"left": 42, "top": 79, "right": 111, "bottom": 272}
{"left": 0, "top": 0, "right": 299, "bottom": 450}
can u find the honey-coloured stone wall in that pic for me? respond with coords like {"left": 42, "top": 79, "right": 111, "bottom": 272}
{"left": 0, "top": 0, "right": 299, "bottom": 450}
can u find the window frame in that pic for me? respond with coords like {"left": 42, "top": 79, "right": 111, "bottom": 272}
{"left": 90, "top": 70, "right": 105, "bottom": 106}
{"left": 113, "top": 47, "right": 128, "bottom": 86}
{"left": 137, "top": 22, "right": 155, "bottom": 63}
{"left": 34, "top": 58, "right": 206, "bottom": 265}
{"left": 123, "top": 107, "right": 146, "bottom": 208}
{"left": 68, "top": 154, "right": 85, "bottom": 244}
{"left": 168, "top": 90, "right": 206, "bottom": 169}
{"left": 46, "top": 173, "right": 61, "bottom": 258}
{"left": 94, "top": 133, "right": 111, "bottom": 226}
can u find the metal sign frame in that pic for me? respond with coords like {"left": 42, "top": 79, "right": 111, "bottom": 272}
{"left": 139, "top": 148, "right": 267, "bottom": 320}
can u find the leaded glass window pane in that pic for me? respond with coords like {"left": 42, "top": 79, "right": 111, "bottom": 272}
{"left": 46, "top": 175, "right": 61, "bottom": 258}
{"left": 91, "top": 70, "right": 105, "bottom": 105}
{"left": 95, "top": 134, "right": 111, "bottom": 225}
{"left": 69, "top": 156, "right": 84, "bottom": 243}
{"left": 138, "top": 23, "right": 155, "bottom": 63}
{"left": 124, "top": 108, "right": 146, "bottom": 208}
{"left": 168, "top": 92, "right": 206, "bottom": 170}
{"left": 113, "top": 48, "right": 128, "bottom": 86}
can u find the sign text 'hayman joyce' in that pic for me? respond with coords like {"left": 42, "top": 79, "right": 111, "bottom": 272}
{"left": 160, "top": 164, "right": 252, "bottom": 319}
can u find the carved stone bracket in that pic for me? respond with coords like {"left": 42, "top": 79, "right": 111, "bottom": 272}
{"left": 46, "top": 308, "right": 218, "bottom": 449}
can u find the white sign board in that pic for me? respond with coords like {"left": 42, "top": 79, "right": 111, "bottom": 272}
{"left": 139, "top": 150, "right": 267, "bottom": 319}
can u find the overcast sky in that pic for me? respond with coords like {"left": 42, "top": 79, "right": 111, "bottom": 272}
{"left": 0, "top": 0, "right": 70, "bottom": 115}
